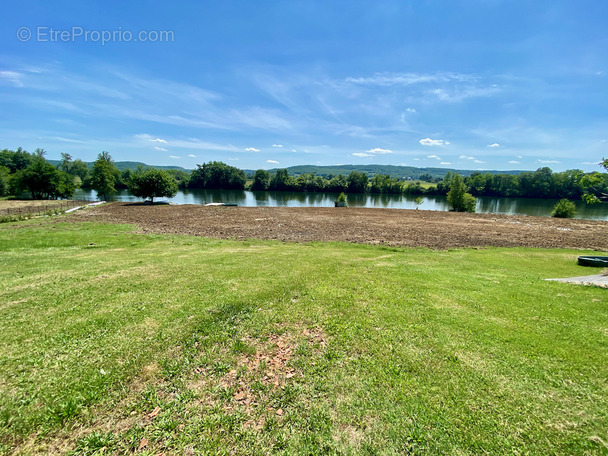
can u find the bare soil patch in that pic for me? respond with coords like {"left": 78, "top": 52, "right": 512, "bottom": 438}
{"left": 67, "top": 202, "right": 608, "bottom": 250}
{"left": 0, "top": 199, "right": 90, "bottom": 215}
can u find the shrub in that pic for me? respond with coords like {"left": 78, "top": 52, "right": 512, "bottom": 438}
{"left": 336, "top": 192, "right": 347, "bottom": 203}
{"left": 551, "top": 199, "right": 577, "bottom": 218}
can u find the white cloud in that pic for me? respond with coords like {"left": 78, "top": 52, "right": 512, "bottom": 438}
{"left": 154, "top": 146, "right": 168, "bottom": 152}
{"left": 151, "top": 138, "right": 167, "bottom": 143}
{"left": 601, "top": 139, "right": 607, "bottom": 143}
{"left": 366, "top": 148, "right": 392, "bottom": 155}
{"left": 245, "top": 147, "right": 260, "bottom": 152}
{"left": 413, "top": 158, "right": 420, "bottom": 161}
{"left": 272, "top": 144, "right": 284, "bottom": 148}
{"left": 353, "top": 152, "right": 374, "bottom": 157}
{"left": 266, "top": 159, "right": 279, "bottom": 164}
{"left": 228, "top": 158, "right": 239, "bottom": 161}
{"left": 536, "top": 159, "right": 560, "bottom": 164}
{"left": 0, "top": 71, "right": 25, "bottom": 87}
{"left": 516, "top": 155, "right": 523, "bottom": 159}
{"left": 427, "top": 154, "right": 441, "bottom": 160}
{"left": 440, "top": 162, "right": 452, "bottom": 165}
{"left": 580, "top": 161, "right": 598, "bottom": 165}
{"left": 169, "top": 155, "right": 180, "bottom": 159}
{"left": 406, "top": 107, "right": 416, "bottom": 113}
{"left": 188, "top": 154, "right": 196, "bottom": 158}
{"left": 420, "top": 138, "right": 449, "bottom": 146}
{"left": 291, "top": 149, "right": 297, "bottom": 152}
{"left": 487, "top": 143, "right": 500, "bottom": 148}
{"left": 459, "top": 155, "right": 475, "bottom": 160}
{"left": 345, "top": 72, "right": 471, "bottom": 87}
{"left": 473, "top": 159, "right": 485, "bottom": 164}
{"left": 508, "top": 160, "right": 520, "bottom": 164}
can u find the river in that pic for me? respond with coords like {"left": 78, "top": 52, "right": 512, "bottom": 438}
{"left": 73, "top": 188, "right": 608, "bottom": 221}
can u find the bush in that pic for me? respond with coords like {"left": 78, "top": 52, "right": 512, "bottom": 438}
{"left": 336, "top": 192, "right": 347, "bottom": 203}
{"left": 551, "top": 199, "right": 577, "bottom": 218}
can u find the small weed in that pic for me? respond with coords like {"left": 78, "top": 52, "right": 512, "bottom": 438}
{"left": 72, "top": 431, "right": 116, "bottom": 455}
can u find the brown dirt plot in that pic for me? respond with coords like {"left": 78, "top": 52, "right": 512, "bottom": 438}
{"left": 67, "top": 202, "right": 608, "bottom": 250}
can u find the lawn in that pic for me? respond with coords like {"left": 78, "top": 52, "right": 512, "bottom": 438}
{"left": 0, "top": 217, "right": 606, "bottom": 455}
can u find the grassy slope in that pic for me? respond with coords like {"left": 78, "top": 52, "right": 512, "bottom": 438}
{"left": 0, "top": 218, "right": 606, "bottom": 455}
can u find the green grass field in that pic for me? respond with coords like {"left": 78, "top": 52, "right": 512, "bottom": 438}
{"left": 0, "top": 217, "right": 606, "bottom": 455}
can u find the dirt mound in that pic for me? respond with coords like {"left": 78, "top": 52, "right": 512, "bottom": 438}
{"left": 68, "top": 203, "right": 608, "bottom": 250}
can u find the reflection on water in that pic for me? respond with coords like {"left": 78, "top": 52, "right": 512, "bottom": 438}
{"left": 73, "top": 188, "right": 608, "bottom": 221}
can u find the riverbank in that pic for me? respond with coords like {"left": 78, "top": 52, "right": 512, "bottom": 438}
{"left": 69, "top": 202, "right": 608, "bottom": 250}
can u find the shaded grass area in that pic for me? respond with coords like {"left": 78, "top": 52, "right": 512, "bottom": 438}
{"left": 0, "top": 218, "right": 606, "bottom": 454}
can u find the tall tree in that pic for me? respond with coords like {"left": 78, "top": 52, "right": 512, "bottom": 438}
{"left": 251, "top": 169, "right": 270, "bottom": 191}
{"left": 58, "top": 153, "right": 73, "bottom": 174}
{"left": 90, "top": 152, "right": 118, "bottom": 200}
{"left": 447, "top": 173, "right": 476, "bottom": 212}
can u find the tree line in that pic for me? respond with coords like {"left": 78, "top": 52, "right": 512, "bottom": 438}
{"left": 1, "top": 147, "right": 606, "bottom": 205}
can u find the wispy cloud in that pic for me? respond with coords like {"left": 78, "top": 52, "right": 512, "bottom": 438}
{"left": 536, "top": 159, "right": 560, "bottom": 164}
{"left": 151, "top": 138, "right": 167, "bottom": 144}
{"left": 272, "top": 144, "right": 283, "bottom": 148}
{"left": 266, "top": 159, "right": 279, "bottom": 164}
{"left": 427, "top": 154, "right": 441, "bottom": 160}
{"left": 508, "top": 160, "right": 520, "bottom": 164}
{"left": 459, "top": 155, "right": 474, "bottom": 160}
{"left": 420, "top": 138, "right": 449, "bottom": 146}
{"left": 440, "top": 162, "right": 452, "bottom": 165}
{"left": 345, "top": 72, "right": 471, "bottom": 87}
{"left": 245, "top": 147, "right": 260, "bottom": 152}
{"left": 353, "top": 152, "right": 374, "bottom": 157}
{"left": 154, "top": 146, "right": 168, "bottom": 152}
{"left": 188, "top": 154, "right": 196, "bottom": 157}
{"left": 169, "top": 155, "right": 180, "bottom": 159}
{"left": 134, "top": 134, "right": 240, "bottom": 152}
{"left": 366, "top": 147, "right": 392, "bottom": 154}
{"left": 0, "top": 71, "right": 25, "bottom": 87}
{"left": 487, "top": 143, "right": 500, "bottom": 148}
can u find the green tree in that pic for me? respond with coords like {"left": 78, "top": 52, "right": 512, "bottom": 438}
{"left": 90, "top": 152, "right": 118, "bottom": 200}
{"left": 447, "top": 173, "right": 476, "bottom": 212}
{"left": 579, "top": 158, "right": 608, "bottom": 204}
{"left": 189, "top": 161, "right": 246, "bottom": 190}
{"left": 0, "top": 147, "right": 33, "bottom": 173}
{"left": 12, "top": 156, "right": 74, "bottom": 199}
{"left": 327, "top": 174, "right": 347, "bottom": 193}
{"left": 346, "top": 171, "right": 368, "bottom": 193}
{"left": 0, "top": 166, "right": 9, "bottom": 197}
{"left": 58, "top": 153, "right": 73, "bottom": 174}
{"left": 269, "top": 169, "right": 293, "bottom": 191}
{"left": 128, "top": 168, "right": 178, "bottom": 203}
{"left": 551, "top": 199, "right": 577, "bottom": 218}
{"left": 70, "top": 159, "right": 90, "bottom": 182}
{"left": 251, "top": 169, "right": 270, "bottom": 191}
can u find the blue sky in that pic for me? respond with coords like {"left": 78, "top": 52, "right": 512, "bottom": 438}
{"left": 1, "top": 0, "right": 607, "bottom": 172}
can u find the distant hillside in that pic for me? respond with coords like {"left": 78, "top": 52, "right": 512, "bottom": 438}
{"left": 244, "top": 164, "right": 523, "bottom": 180}
{"left": 48, "top": 160, "right": 189, "bottom": 172}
